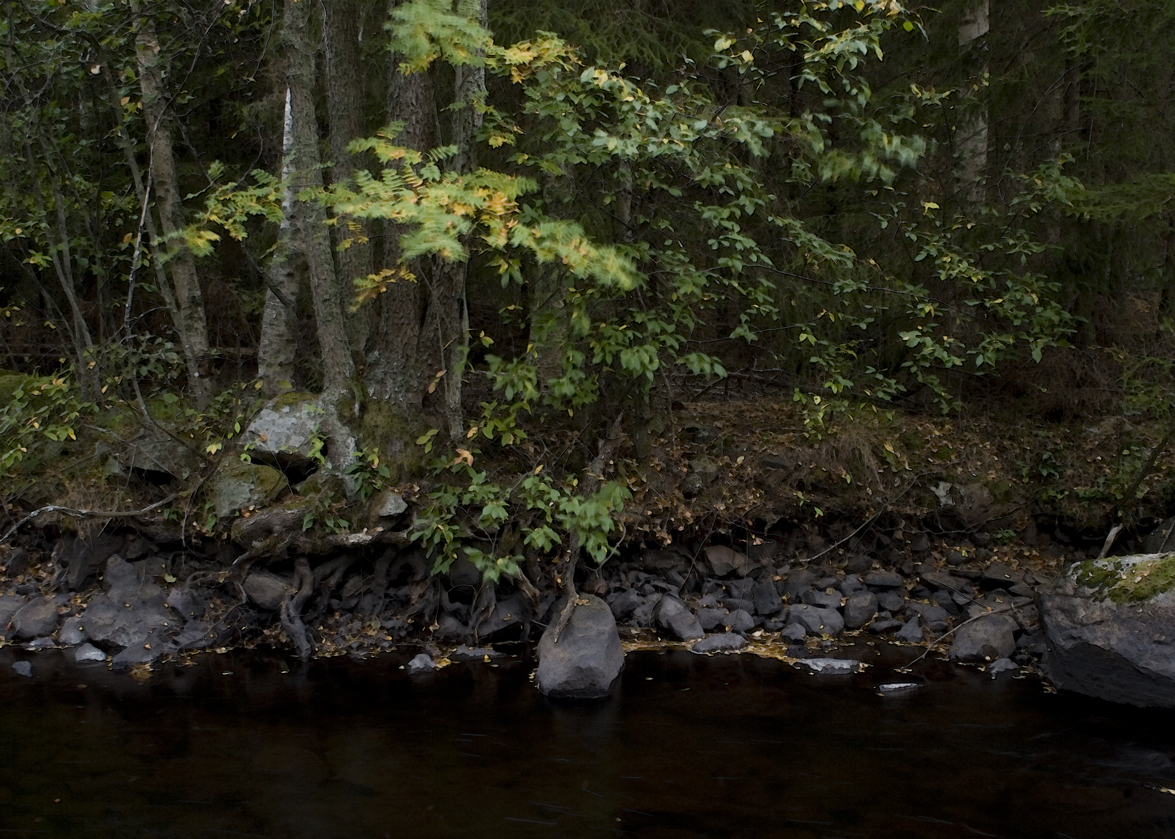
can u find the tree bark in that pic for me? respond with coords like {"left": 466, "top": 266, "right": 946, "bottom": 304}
{"left": 956, "top": 0, "right": 989, "bottom": 206}
{"left": 135, "top": 15, "right": 213, "bottom": 407}
{"left": 257, "top": 88, "right": 301, "bottom": 396}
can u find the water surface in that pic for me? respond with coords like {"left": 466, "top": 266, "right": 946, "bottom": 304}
{"left": 1, "top": 645, "right": 1173, "bottom": 838}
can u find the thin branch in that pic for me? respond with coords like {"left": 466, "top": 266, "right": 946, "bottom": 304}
{"left": 1, "top": 492, "right": 181, "bottom": 545}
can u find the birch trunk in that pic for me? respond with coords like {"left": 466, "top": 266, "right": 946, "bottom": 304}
{"left": 956, "top": 0, "right": 990, "bottom": 206}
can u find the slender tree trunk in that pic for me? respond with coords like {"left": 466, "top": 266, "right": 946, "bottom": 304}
{"left": 135, "top": 16, "right": 212, "bottom": 407}
{"left": 432, "top": 0, "right": 487, "bottom": 441}
{"left": 956, "top": 0, "right": 989, "bottom": 206}
{"left": 281, "top": 0, "right": 355, "bottom": 398}
{"left": 257, "top": 88, "right": 301, "bottom": 396}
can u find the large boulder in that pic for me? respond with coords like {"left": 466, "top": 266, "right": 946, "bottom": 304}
{"left": 242, "top": 393, "right": 322, "bottom": 469}
{"left": 1040, "top": 553, "right": 1175, "bottom": 708}
{"left": 655, "top": 595, "right": 705, "bottom": 641}
{"left": 536, "top": 595, "right": 624, "bottom": 699}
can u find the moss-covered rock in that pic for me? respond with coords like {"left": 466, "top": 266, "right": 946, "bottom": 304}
{"left": 1040, "top": 553, "right": 1175, "bottom": 707}
{"left": 210, "top": 460, "right": 286, "bottom": 520}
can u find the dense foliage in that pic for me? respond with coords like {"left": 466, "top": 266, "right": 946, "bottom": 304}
{"left": 2, "top": 0, "right": 1173, "bottom": 576}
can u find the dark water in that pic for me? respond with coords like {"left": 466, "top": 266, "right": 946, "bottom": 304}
{"left": 2, "top": 644, "right": 1174, "bottom": 839}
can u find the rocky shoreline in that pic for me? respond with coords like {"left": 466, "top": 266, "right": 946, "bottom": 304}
{"left": 0, "top": 526, "right": 1052, "bottom": 685}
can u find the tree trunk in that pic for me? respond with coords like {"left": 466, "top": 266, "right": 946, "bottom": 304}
{"left": 324, "top": 0, "right": 374, "bottom": 359}
{"left": 257, "top": 88, "right": 301, "bottom": 397}
{"left": 956, "top": 0, "right": 989, "bottom": 206}
{"left": 135, "top": 15, "right": 212, "bottom": 407}
{"left": 281, "top": 0, "right": 355, "bottom": 399}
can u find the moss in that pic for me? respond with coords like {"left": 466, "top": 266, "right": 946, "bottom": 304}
{"left": 354, "top": 401, "right": 427, "bottom": 485}
{"left": 270, "top": 390, "right": 318, "bottom": 412}
{"left": 1071, "top": 554, "right": 1175, "bottom": 603}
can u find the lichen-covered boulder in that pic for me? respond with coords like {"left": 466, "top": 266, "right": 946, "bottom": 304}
{"left": 536, "top": 595, "right": 624, "bottom": 699}
{"left": 242, "top": 393, "right": 322, "bottom": 468}
{"left": 209, "top": 460, "right": 285, "bottom": 519}
{"left": 1040, "top": 553, "right": 1175, "bottom": 708}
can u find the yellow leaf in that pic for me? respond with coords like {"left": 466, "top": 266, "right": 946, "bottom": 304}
{"left": 454, "top": 449, "right": 474, "bottom": 467}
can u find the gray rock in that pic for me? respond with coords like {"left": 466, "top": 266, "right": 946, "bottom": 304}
{"left": 951, "top": 614, "right": 1017, "bottom": 662}
{"left": 58, "top": 616, "right": 88, "bottom": 646}
{"left": 843, "top": 592, "right": 878, "bottom": 629}
{"left": 839, "top": 574, "right": 867, "bottom": 595}
{"left": 870, "top": 618, "right": 904, "bottom": 633}
{"left": 655, "top": 595, "right": 704, "bottom": 641}
{"left": 371, "top": 489, "right": 407, "bottom": 519}
{"left": 798, "top": 657, "right": 857, "bottom": 674}
{"left": 691, "top": 633, "right": 747, "bottom": 654}
{"left": 12, "top": 596, "right": 60, "bottom": 640}
{"left": 476, "top": 592, "right": 528, "bottom": 639}
{"left": 243, "top": 394, "right": 324, "bottom": 467}
{"left": 845, "top": 555, "right": 872, "bottom": 574}
{"left": 781, "top": 623, "right": 807, "bottom": 642}
{"left": 705, "top": 545, "right": 751, "bottom": 578}
{"left": 987, "top": 658, "right": 1019, "bottom": 678}
{"left": 112, "top": 642, "right": 161, "bottom": 670}
{"left": 12, "top": 660, "right": 32, "bottom": 678}
{"left": 243, "top": 570, "right": 292, "bottom": 611}
{"left": 697, "top": 607, "right": 728, "bottom": 632}
{"left": 896, "top": 617, "right": 924, "bottom": 643}
{"left": 782, "top": 567, "right": 817, "bottom": 597}
{"left": 450, "top": 645, "right": 505, "bottom": 662}
{"left": 630, "top": 595, "right": 659, "bottom": 627}
{"left": 790, "top": 604, "right": 844, "bottom": 636}
{"left": 209, "top": 460, "right": 286, "bottom": 520}
{"left": 1040, "top": 554, "right": 1175, "bottom": 707}
{"left": 801, "top": 588, "right": 841, "bottom": 609}
{"left": 406, "top": 653, "right": 436, "bottom": 674}
{"left": 607, "top": 589, "right": 643, "bottom": 622}
{"left": 80, "top": 592, "right": 171, "bottom": 650}
{"left": 983, "top": 562, "right": 1022, "bottom": 588}
{"left": 864, "top": 570, "right": 903, "bottom": 589}
{"left": 536, "top": 595, "right": 624, "bottom": 699}
{"left": 877, "top": 590, "right": 905, "bottom": 612}
{"left": 724, "top": 608, "right": 756, "bottom": 634}
{"left": 75, "top": 643, "right": 107, "bottom": 663}
{"left": 0, "top": 595, "right": 25, "bottom": 635}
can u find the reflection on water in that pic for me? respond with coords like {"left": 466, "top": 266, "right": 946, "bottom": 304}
{"left": 1, "top": 644, "right": 1174, "bottom": 839}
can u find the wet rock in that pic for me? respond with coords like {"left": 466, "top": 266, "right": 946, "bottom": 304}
{"left": 705, "top": 545, "right": 751, "bottom": 578}
{"left": 655, "top": 595, "right": 704, "bottom": 641}
{"left": 790, "top": 604, "right": 844, "bottom": 636}
{"left": 781, "top": 623, "right": 807, "bottom": 642}
{"left": 112, "top": 642, "right": 159, "bottom": 671}
{"left": 896, "top": 617, "right": 924, "bottom": 643}
{"left": 724, "top": 608, "right": 756, "bottom": 634}
{"left": 75, "top": 643, "right": 107, "bottom": 663}
{"left": 987, "top": 658, "right": 1019, "bottom": 678}
{"left": 11, "top": 660, "right": 32, "bottom": 678}
{"left": 607, "top": 589, "right": 642, "bottom": 622}
{"left": 243, "top": 570, "right": 293, "bottom": 611}
{"left": 57, "top": 615, "right": 86, "bottom": 645}
{"left": 172, "top": 620, "right": 213, "bottom": 651}
{"left": 1040, "top": 554, "right": 1175, "bottom": 707}
{"left": 843, "top": 592, "right": 878, "bottom": 629}
{"left": 697, "top": 607, "right": 728, "bottom": 632}
{"left": 451, "top": 645, "right": 505, "bottom": 662}
{"left": 406, "top": 653, "right": 436, "bottom": 674}
{"left": 864, "top": 570, "right": 903, "bottom": 589}
{"left": 536, "top": 595, "right": 624, "bottom": 699}
{"left": 434, "top": 615, "right": 468, "bottom": 641}
{"left": 950, "top": 614, "right": 1017, "bottom": 662}
{"left": 691, "top": 633, "right": 747, "bottom": 654}
{"left": 477, "top": 593, "right": 528, "bottom": 639}
{"left": 870, "top": 618, "right": 903, "bottom": 634}
{"left": 12, "top": 596, "right": 60, "bottom": 640}
{"left": 798, "top": 657, "right": 857, "bottom": 674}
